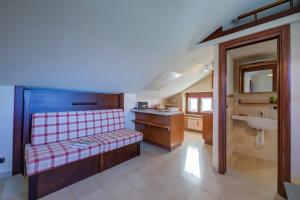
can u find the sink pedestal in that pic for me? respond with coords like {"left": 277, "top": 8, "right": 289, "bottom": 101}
{"left": 256, "top": 129, "right": 265, "bottom": 145}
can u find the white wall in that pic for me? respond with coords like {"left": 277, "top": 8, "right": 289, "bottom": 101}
{"left": 124, "top": 93, "right": 136, "bottom": 130}
{"left": 0, "top": 86, "right": 14, "bottom": 178}
{"left": 291, "top": 21, "right": 300, "bottom": 184}
{"left": 212, "top": 21, "right": 300, "bottom": 184}
{"left": 212, "top": 45, "right": 219, "bottom": 169}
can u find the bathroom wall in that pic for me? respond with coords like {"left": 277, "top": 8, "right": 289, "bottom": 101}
{"left": 230, "top": 56, "right": 278, "bottom": 162}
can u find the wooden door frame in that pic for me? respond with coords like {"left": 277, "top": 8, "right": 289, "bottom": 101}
{"left": 218, "top": 25, "right": 291, "bottom": 197}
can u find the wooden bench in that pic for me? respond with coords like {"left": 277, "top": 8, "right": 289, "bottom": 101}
{"left": 12, "top": 88, "right": 143, "bottom": 200}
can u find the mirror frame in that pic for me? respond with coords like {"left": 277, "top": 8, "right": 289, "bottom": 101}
{"left": 239, "top": 60, "right": 277, "bottom": 93}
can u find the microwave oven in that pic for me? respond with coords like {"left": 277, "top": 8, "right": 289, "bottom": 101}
{"left": 137, "top": 102, "right": 148, "bottom": 109}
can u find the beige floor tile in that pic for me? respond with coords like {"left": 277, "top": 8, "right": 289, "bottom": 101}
{"left": 256, "top": 159, "right": 277, "bottom": 186}
{"left": 40, "top": 187, "right": 74, "bottom": 200}
{"left": 111, "top": 156, "right": 146, "bottom": 176}
{"left": 254, "top": 190, "right": 281, "bottom": 200}
{"left": 221, "top": 187, "right": 254, "bottom": 200}
{"left": 79, "top": 187, "right": 113, "bottom": 200}
{"left": 121, "top": 171, "right": 154, "bottom": 190}
{"left": 1, "top": 175, "right": 27, "bottom": 200}
{"left": 136, "top": 157, "right": 169, "bottom": 176}
{"left": 71, "top": 175, "right": 101, "bottom": 200}
{"left": 96, "top": 169, "right": 132, "bottom": 196}
{"left": 0, "top": 179, "right": 4, "bottom": 199}
{"left": 151, "top": 170, "right": 196, "bottom": 200}
{"left": 196, "top": 176, "right": 224, "bottom": 199}
{"left": 112, "top": 188, "right": 153, "bottom": 200}
{"left": 233, "top": 155, "right": 257, "bottom": 177}
{"left": 217, "top": 175, "right": 256, "bottom": 197}
{"left": 2, "top": 195, "right": 25, "bottom": 200}
{"left": 139, "top": 183, "right": 171, "bottom": 199}
{"left": 228, "top": 152, "right": 277, "bottom": 195}
{"left": 187, "top": 187, "right": 219, "bottom": 200}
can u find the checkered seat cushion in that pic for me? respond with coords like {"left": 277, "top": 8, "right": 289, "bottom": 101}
{"left": 25, "top": 129, "right": 143, "bottom": 176}
{"left": 31, "top": 109, "right": 125, "bottom": 145}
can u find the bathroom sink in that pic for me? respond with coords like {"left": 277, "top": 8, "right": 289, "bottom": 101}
{"left": 232, "top": 115, "right": 277, "bottom": 130}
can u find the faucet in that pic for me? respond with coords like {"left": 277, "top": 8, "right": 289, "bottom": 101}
{"left": 259, "top": 111, "right": 265, "bottom": 117}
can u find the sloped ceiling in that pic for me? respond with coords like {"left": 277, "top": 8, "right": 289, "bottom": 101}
{"left": 0, "top": 0, "right": 275, "bottom": 99}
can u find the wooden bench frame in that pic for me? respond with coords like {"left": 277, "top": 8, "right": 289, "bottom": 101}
{"left": 29, "top": 142, "right": 140, "bottom": 199}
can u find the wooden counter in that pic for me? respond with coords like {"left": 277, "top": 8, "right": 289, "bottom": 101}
{"left": 131, "top": 109, "right": 184, "bottom": 151}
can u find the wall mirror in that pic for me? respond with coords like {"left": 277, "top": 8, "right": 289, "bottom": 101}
{"left": 239, "top": 61, "right": 277, "bottom": 93}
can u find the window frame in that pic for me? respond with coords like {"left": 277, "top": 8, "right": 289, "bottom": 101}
{"left": 185, "top": 92, "right": 213, "bottom": 115}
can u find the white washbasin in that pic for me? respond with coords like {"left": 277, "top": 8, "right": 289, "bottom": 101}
{"left": 232, "top": 115, "right": 277, "bottom": 130}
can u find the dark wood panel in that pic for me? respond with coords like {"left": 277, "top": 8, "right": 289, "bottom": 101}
{"left": 218, "top": 42, "right": 227, "bottom": 175}
{"left": 12, "top": 86, "right": 25, "bottom": 175}
{"left": 277, "top": 25, "right": 291, "bottom": 197}
{"left": 100, "top": 142, "right": 140, "bottom": 171}
{"left": 218, "top": 25, "right": 291, "bottom": 198}
{"left": 28, "top": 88, "right": 121, "bottom": 113}
{"left": 29, "top": 155, "right": 100, "bottom": 200}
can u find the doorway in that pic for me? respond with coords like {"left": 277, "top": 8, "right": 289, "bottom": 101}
{"left": 218, "top": 25, "right": 291, "bottom": 197}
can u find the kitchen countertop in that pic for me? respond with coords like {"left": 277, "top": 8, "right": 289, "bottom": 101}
{"left": 131, "top": 108, "right": 183, "bottom": 116}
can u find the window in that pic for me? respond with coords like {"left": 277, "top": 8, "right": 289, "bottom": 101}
{"left": 186, "top": 92, "right": 213, "bottom": 114}
{"left": 188, "top": 97, "right": 198, "bottom": 112}
{"left": 201, "top": 97, "right": 213, "bottom": 112}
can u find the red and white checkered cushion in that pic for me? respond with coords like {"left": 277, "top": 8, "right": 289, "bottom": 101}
{"left": 25, "top": 129, "right": 143, "bottom": 176}
{"left": 31, "top": 109, "right": 125, "bottom": 145}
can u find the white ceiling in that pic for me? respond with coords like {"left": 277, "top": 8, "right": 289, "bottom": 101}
{"left": 0, "top": 0, "right": 277, "bottom": 99}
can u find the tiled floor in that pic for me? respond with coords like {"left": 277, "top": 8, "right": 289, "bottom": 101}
{"left": 0, "top": 131, "right": 284, "bottom": 200}
{"left": 228, "top": 153, "right": 277, "bottom": 191}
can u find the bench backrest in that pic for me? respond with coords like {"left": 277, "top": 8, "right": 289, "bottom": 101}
{"left": 31, "top": 109, "right": 125, "bottom": 145}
